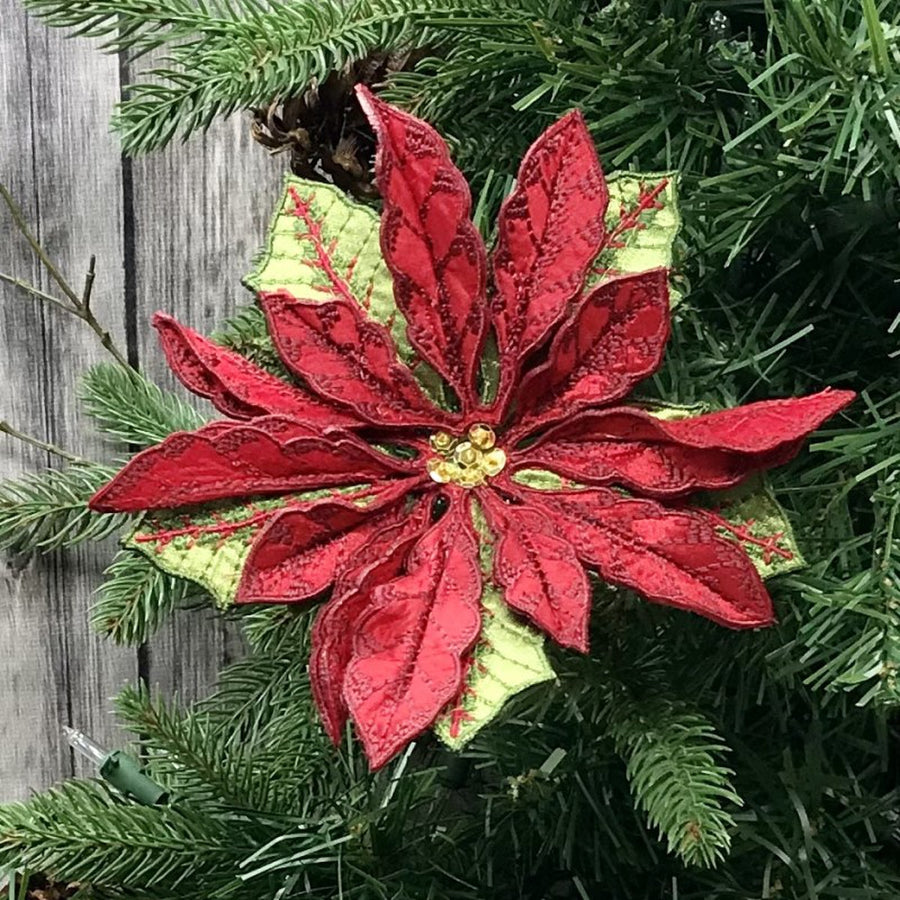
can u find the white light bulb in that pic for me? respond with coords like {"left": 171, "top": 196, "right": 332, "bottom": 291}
{"left": 63, "top": 725, "right": 109, "bottom": 767}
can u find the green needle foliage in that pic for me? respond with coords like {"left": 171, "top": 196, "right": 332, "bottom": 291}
{"left": 3, "top": 0, "right": 900, "bottom": 896}
{"left": 0, "top": 780, "right": 253, "bottom": 891}
{"left": 606, "top": 697, "right": 740, "bottom": 867}
{"left": 23, "top": 0, "right": 542, "bottom": 154}
{"left": 2, "top": 607, "right": 899, "bottom": 898}
{"left": 91, "top": 549, "right": 201, "bottom": 645}
{"left": 80, "top": 363, "right": 205, "bottom": 448}
{"left": 0, "top": 464, "right": 127, "bottom": 553}
{"left": 213, "top": 303, "right": 290, "bottom": 379}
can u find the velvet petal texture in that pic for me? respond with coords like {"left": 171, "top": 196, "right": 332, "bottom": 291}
{"left": 530, "top": 488, "right": 774, "bottom": 628}
{"left": 154, "top": 312, "right": 364, "bottom": 427}
{"left": 513, "top": 390, "right": 855, "bottom": 496}
{"left": 344, "top": 495, "right": 483, "bottom": 768}
{"left": 90, "top": 418, "right": 414, "bottom": 513}
{"left": 490, "top": 108, "right": 609, "bottom": 409}
{"left": 259, "top": 291, "right": 454, "bottom": 428}
{"left": 358, "top": 87, "right": 488, "bottom": 413}
{"left": 514, "top": 269, "right": 670, "bottom": 431}
{"left": 310, "top": 506, "right": 432, "bottom": 744}
{"left": 480, "top": 489, "right": 590, "bottom": 652}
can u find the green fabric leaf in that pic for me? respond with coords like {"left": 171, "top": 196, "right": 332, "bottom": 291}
{"left": 511, "top": 468, "right": 568, "bottom": 491}
{"left": 697, "top": 476, "right": 805, "bottom": 579}
{"left": 126, "top": 486, "right": 371, "bottom": 608}
{"left": 589, "top": 171, "right": 682, "bottom": 305}
{"left": 435, "top": 585, "right": 555, "bottom": 750}
{"left": 244, "top": 176, "right": 412, "bottom": 363}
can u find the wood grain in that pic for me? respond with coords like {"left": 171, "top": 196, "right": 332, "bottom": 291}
{"left": 0, "top": 3, "right": 135, "bottom": 799}
{"left": 131, "top": 113, "right": 281, "bottom": 701}
{"left": 0, "top": 3, "right": 281, "bottom": 800}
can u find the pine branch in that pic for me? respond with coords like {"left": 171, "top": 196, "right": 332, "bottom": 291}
{"left": 113, "top": 685, "right": 277, "bottom": 811}
{"left": 112, "top": 666, "right": 342, "bottom": 820}
{"left": 25, "top": 0, "right": 542, "bottom": 154}
{"left": 605, "top": 696, "right": 741, "bottom": 868}
{"left": 80, "top": 363, "right": 205, "bottom": 447}
{"left": 0, "top": 464, "right": 128, "bottom": 554}
{"left": 212, "top": 303, "right": 288, "bottom": 378}
{"left": 784, "top": 568, "right": 900, "bottom": 705}
{"left": 764, "top": 389, "right": 900, "bottom": 705}
{"left": 92, "top": 549, "right": 201, "bottom": 645}
{"left": 0, "top": 780, "right": 251, "bottom": 889}
{"left": 21, "top": 0, "right": 243, "bottom": 54}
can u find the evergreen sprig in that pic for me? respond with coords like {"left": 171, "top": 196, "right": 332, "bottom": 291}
{"left": 213, "top": 303, "right": 289, "bottom": 378}
{"left": 91, "top": 549, "right": 200, "bottom": 645}
{"left": 114, "top": 684, "right": 281, "bottom": 811}
{"left": 0, "top": 780, "right": 252, "bottom": 890}
{"left": 80, "top": 363, "right": 204, "bottom": 448}
{"left": 606, "top": 698, "right": 741, "bottom": 868}
{"left": 0, "top": 464, "right": 127, "bottom": 553}
{"left": 24, "top": 0, "right": 543, "bottom": 154}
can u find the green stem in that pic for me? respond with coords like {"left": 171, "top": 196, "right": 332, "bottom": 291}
{"left": 0, "top": 272, "right": 77, "bottom": 316}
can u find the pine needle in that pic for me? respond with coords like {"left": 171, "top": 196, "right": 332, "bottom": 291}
{"left": 0, "top": 464, "right": 127, "bottom": 553}
{"left": 80, "top": 363, "right": 205, "bottom": 447}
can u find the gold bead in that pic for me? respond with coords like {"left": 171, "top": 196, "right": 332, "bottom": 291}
{"left": 426, "top": 458, "right": 454, "bottom": 484}
{"left": 482, "top": 448, "right": 507, "bottom": 477}
{"left": 430, "top": 431, "right": 457, "bottom": 455}
{"left": 468, "top": 423, "right": 496, "bottom": 451}
{"left": 457, "top": 466, "right": 486, "bottom": 488}
{"left": 454, "top": 441, "right": 479, "bottom": 468}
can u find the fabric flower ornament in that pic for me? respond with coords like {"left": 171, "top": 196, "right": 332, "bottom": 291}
{"left": 90, "top": 87, "right": 854, "bottom": 769}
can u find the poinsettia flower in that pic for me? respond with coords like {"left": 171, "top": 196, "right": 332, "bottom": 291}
{"left": 90, "top": 87, "right": 854, "bottom": 769}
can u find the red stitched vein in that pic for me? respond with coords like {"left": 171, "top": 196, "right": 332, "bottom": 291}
{"left": 447, "top": 656, "right": 478, "bottom": 738}
{"left": 134, "top": 488, "right": 381, "bottom": 550}
{"left": 287, "top": 187, "right": 357, "bottom": 306}
{"left": 699, "top": 509, "right": 794, "bottom": 563}
{"left": 414, "top": 177, "right": 471, "bottom": 391}
{"left": 590, "top": 177, "right": 669, "bottom": 275}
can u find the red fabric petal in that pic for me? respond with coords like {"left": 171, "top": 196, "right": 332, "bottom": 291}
{"left": 531, "top": 489, "right": 773, "bottom": 629}
{"left": 491, "top": 110, "right": 609, "bottom": 408}
{"left": 513, "top": 270, "right": 669, "bottom": 435}
{"left": 357, "top": 86, "right": 488, "bottom": 412}
{"left": 479, "top": 488, "right": 590, "bottom": 651}
{"left": 89, "top": 417, "right": 415, "bottom": 513}
{"left": 235, "top": 481, "right": 418, "bottom": 604}
{"left": 344, "top": 492, "right": 483, "bottom": 769}
{"left": 515, "top": 435, "right": 784, "bottom": 498}
{"left": 623, "top": 389, "right": 856, "bottom": 452}
{"left": 260, "top": 292, "right": 453, "bottom": 429}
{"left": 309, "top": 503, "right": 432, "bottom": 745}
{"left": 514, "top": 390, "right": 855, "bottom": 495}
{"left": 153, "top": 312, "right": 363, "bottom": 429}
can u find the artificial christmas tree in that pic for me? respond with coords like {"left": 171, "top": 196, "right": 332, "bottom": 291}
{"left": 1, "top": 1, "right": 898, "bottom": 898}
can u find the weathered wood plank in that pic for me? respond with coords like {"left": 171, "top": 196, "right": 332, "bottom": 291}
{"left": 0, "top": 3, "right": 137, "bottom": 799}
{"left": 131, "top": 115, "right": 282, "bottom": 701}
{"left": 0, "top": 5, "right": 284, "bottom": 801}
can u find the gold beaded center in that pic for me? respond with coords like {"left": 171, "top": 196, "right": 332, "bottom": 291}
{"left": 426, "top": 424, "right": 507, "bottom": 488}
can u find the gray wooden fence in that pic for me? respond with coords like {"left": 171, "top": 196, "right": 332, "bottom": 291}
{"left": 0, "top": 1, "right": 283, "bottom": 800}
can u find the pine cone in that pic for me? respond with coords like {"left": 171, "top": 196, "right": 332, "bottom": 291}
{"left": 1, "top": 874, "right": 82, "bottom": 900}
{"left": 251, "top": 52, "right": 418, "bottom": 200}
